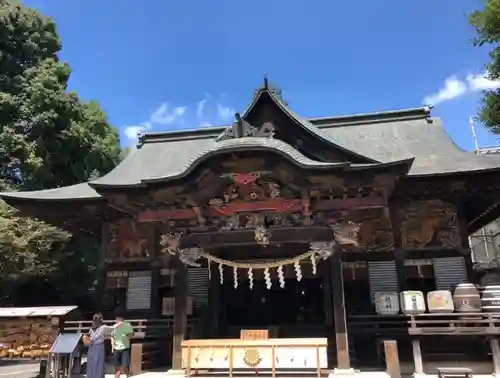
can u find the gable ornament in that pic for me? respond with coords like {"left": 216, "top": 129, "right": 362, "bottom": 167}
{"left": 216, "top": 113, "right": 275, "bottom": 141}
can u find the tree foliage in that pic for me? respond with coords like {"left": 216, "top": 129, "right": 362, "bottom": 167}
{"left": 470, "top": 0, "right": 500, "bottom": 132}
{"left": 0, "top": 201, "right": 70, "bottom": 300}
{"left": 0, "top": 0, "right": 122, "bottom": 307}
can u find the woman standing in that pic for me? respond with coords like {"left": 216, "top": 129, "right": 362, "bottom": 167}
{"left": 86, "top": 313, "right": 110, "bottom": 378}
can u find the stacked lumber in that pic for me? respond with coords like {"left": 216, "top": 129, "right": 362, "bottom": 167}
{"left": 0, "top": 318, "right": 55, "bottom": 359}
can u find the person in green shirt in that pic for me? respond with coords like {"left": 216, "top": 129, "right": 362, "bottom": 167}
{"left": 111, "top": 311, "right": 134, "bottom": 378}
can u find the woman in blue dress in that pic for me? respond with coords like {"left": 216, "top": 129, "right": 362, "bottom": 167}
{"left": 86, "top": 313, "right": 110, "bottom": 378}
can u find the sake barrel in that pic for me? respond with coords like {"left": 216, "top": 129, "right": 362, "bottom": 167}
{"left": 399, "top": 291, "right": 426, "bottom": 315}
{"left": 481, "top": 285, "right": 500, "bottom": 313}
{"left": 427, "top": 290, "right": 454, "bottom": 313}
{"left": 374, "top": 292, "right": 400, "bottom": 315}
{"left": 453, "top": 283, "right": 481, "bottom": 313}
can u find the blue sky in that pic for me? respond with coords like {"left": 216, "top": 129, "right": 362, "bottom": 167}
{"left": 22, "top": 0, "right": 500, "bottom": 150}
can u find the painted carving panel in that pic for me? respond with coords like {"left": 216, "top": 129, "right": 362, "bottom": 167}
{"left": 399, "top": 200, "right": 460, "bottom": 249}
{"left": 106, "top": 218, "right": 151, "bottom": 261}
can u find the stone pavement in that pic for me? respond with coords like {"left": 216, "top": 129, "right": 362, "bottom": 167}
{"left": 0, "top": 361, "right": 39, "bottom": 378}
{"left": 102, "top": 373, "right": 497, "bottom": 378}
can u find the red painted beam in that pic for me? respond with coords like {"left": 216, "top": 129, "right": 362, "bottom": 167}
{"left": 137, "top": 197, "right": 385, "bottom": 223}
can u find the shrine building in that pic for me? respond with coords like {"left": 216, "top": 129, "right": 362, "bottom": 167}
{"left": 4, "top": 79, "right": 500, "bottom": 375}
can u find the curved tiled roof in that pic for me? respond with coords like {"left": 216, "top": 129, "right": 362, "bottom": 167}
{"left": 320, "top": 116, "right": 500, "bottom": 176}
{"left": 240, "top": 88, "right": 379, "bottom": 163}
{"left": 0, "top": 182, "right": 101, "bottom": 201}
{"left": 93, "top": 137, "right": 350, "bottom": 187}
{"left": 3, "top": 92, "right": 500, "bottom": 201}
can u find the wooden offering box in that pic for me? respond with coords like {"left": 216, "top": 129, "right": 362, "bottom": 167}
{"left": 240, "top": 329, "right": 268, "bottom": 340}
{"left": 181, "top": 338, "right": 328, "bottom": 378}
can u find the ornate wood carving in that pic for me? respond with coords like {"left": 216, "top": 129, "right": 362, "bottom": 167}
{"left": 399, "top": 200, "right": 461, "bottom": 249}
{"left": 107, "top": 218, "right": 151, "bottom": 261}
{"left": 356, "top": 217, "right": 394, "bottom": 251}
{"left": 330, "top": 214, "right": 394, "bottom": 251}
{"left": 217, "top": 113, "right": 275, "bottom": 141}
{"left": 138, "top": 196, "right": 386, "bottom": 223}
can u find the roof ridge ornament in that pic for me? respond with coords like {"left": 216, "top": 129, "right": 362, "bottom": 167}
{"left": 216, "top": 112, "right": 275, "bottom": 142}
{"left": 252, "top": 75, "right": 288, "bottom": 105}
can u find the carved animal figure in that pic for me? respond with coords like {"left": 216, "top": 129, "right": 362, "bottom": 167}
{"left": 160, "top": 232, "right": 183, "bottom": 255}
{"left": 110, "top": 219, "right": 147, "bottom": 259}
{"left": 403, "top": 201, "right": 451, "bottom": 248}
{"left": 331, "top": 222, "right": 360, "bottom": 247}
{"left": 267, "top": 182, "right": 281, "bottom": 199}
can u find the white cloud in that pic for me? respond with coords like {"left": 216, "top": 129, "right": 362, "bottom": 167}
{"left": 123, "top": 97, "right": 236, "bottom": 144}
{"left": 466, "top": 72, "right": 500, "bottom": 91}
{"left": 196, "top": 99, "right": 207, "bottom": 118}
{"left": 196, "top": 94, "right": 210, "bottom": 119}
{"left": 124, "top": 125, "right": 148, "bottom": 140}
{"left": 217, "top": 103, "right": 235, "bottom": 120}
{"left": 422, "top": 76, "right": 467, "bottom": 106}
{"left": 123, "top": 103, "right": 187, "bottom": 143}
{"left": 150, "top": 103, "right": 186, "bottom": 125}
{"left": 422, "top": 71, "right": 500, "bottom": 106}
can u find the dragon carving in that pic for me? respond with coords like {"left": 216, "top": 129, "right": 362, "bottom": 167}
{"left": 401, "top": 200, "right": 460, "bottom": 249}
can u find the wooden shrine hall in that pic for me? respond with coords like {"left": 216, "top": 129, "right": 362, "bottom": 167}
{"left": 5, "top": 78, "right": 500, "bottom": 376}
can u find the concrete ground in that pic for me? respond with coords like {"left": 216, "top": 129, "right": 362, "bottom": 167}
{"left": 0, "top": 360, "right": 39, "bottom": 378}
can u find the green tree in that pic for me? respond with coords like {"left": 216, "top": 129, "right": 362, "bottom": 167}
{"left": 470, "top": 0, "right": 500, "bottom": 132}
{"left": 0, "top": 0, "right": 121, "bottom": 307}
{"left": 0, "top": 201, "right": 71, "bottom": 303}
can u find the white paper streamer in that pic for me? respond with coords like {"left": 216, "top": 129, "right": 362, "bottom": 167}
{"left": 277, "top": 265, "right": 285, "bottom": 288}
{"left": 264, "top": 267, "right": 272, "bottom": 289}
{"left": 294, "top": 261, "right": 302, "bottom": 281}
{"left": 233, "top": 267, "right": 238, "bottom": 288}
{"left": 219, "top": 263, "right": 224, "bottom": 284}
{"left": 209, "top": 348, "right": 215, "bottom": 362}
{"left": 248, "top": 268, "right": 254, "bottom": 289}
{"left": 208, "top": 260, "right": 211, "bottom": 280}
{"left": 194, "top": 348, "right": 200, "bottom": 362}
{"left": 310, "top": 252, "right": 317, "bottom": 275}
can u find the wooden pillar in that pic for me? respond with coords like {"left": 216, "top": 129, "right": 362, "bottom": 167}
{"left": 457, "top": 203, "right": 475, "bottom": 282}
{"left": 411, "top": 339, "right": 424, "bottom": 376}
{"left": 322, "top": 262, "right": 333, "bottom": 326}
{"left": 150, "top": 227, "right": 161, "bottom": 317}
{"left": 330, "top": 251, "right": 351, "bottom": 371}
{"left": 383, "top": 340, "right": 401, "bottom": 378}
{"left": 172, "top": 260, "right": 188, "bottom": 370}
{"left": 207, "top": 264, "right": 220, "bottom": 338}
{"left": 150, "top": 267, "right": 161, "bottom": 316}
{"left": 97, "top": 221, "right": 110, "bottom": 311}
{"left": 490, "top": 338, "right": 500, "bottom": 376}
{"left": 388, "top": 203, "right": 406, "bottom": 291}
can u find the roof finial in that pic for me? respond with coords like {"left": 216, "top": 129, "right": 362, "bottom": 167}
{"left": 234, "top": 113, "right": 244, "bottom": 138}
{"left": 263, "top": 73, "right": 268, "bottom": 90}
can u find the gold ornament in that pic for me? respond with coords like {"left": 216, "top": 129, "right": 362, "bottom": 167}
{"left": 243, "top": 348, "right": 261, "bottom": 367}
